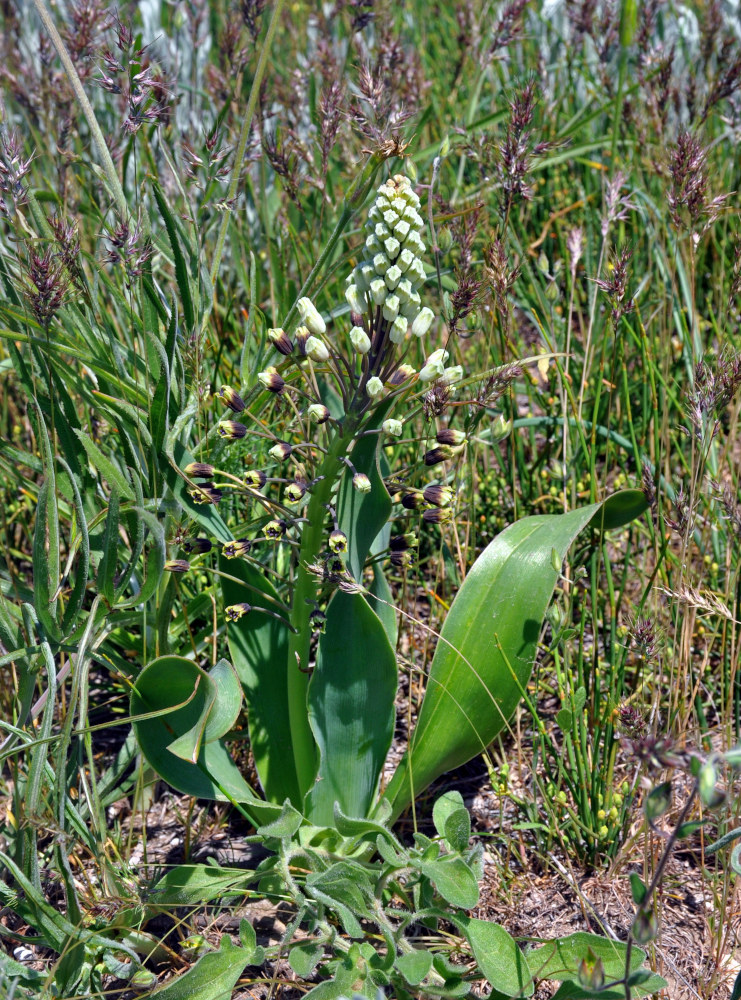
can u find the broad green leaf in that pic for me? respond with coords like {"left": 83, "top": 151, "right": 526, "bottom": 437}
{"left": 150, "top": 865, "right": 252, "bottom": 908}
{"left": 394, "top": 949, "right": 433, "bottom": 985}
{"left": 432, "top": 791, "right": 466, "bottom": 840}
{"left": 305, "top": 591, "right": 396, "bottom": 824}
{"left": 383, "top": 491, "right": 647, "bottom": 820}
{"left": 460, "top": 917, "right": 533, "bottom": 997}
{"left": 551, "top": 972, "right": 667, "bottom": 1000}
{"left": 131, "top": 655, "right": 279, "bottom": 825}
{"left": 151, "top": 935, "right": 255, "bottom": 999}
{"left": 416, "top": 856, "right": 479, "bottom": 909}
{"left": 256, "top": 801, "right": 304, "bottom": 840}
{"left": 303, "top": 947, "right": 367, "bottom": 1000}
{"left": 221, "top": 555, "right": 298, "bottom": 806}
{"left": 527, "top": 932, "right": 649, "bottom": 982}
{"left": 289, "top": 942, "right": 325, "bottom": 978}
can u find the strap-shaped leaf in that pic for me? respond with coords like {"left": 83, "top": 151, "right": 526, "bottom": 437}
{"left": 305, "top": 590, "right": 396, "bottom": 825}
{"left": 131, "top": 655, "right": 280, "bottom": 825}
{"left": 221, "top": 555, "right": 298, "bottom": 806}
{"left": 383, "top": 491, "right": 647, "bottom": 820}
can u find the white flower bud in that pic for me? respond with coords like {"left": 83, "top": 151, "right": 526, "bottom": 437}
{"left": 418, "top": 359, "right": 446, "bottom": 382}
{"left": 383, "top": 419, "right": 403, "bottom": 436}
{"left": 346, "top": 284, "right": 364, "bottom": 313}
{"left": 373, "top": 253, "right": 389, "bottom": 275}
{"left": 308, "top": 403, "right": 330, "bottom": 423}
{"left": 350, "top": 325, "right": 371, "bottom": 354}
{"left": 427, "top": 348, "right": 450, "bottom": 366}
{"left": 411, "top": 307, "right": 435, "bottom": 337}
{"left": 383, "top": 236, "right": 400, "bottom": 258}
{"left": 394, "top": 220, "right": 410, "bottom": 240}
{"left": 305, "top": 336, "right": 330, "bottom": 362}
{"left": 297, "top": 297, "right": 326, "bottom": 335}
{"left": 385, "top": 264, "right": 402, "bottom": 290}
{"left": 366, "top": 376, "right": 384, "bottom": 399}
{"left": 353, "top": 266, "right": 369, "bottom": 292}
{"left": 408, "top": 259, "right": 426, "bottom": 284}
{"left": 370, "top": 278, "right": 387, "bottom": 305}
{"left": 403, "top": 206, "right": 422, "bottom": 226}
{"left": 389, "top": 315, "right": 408, "bottom": 343}
{"left": 441, "top": 365, "right": 464, "bottom": 386}
{"left": 403, "top": 231, "right": 424, "bottom": 255}
{"left": 395, "top": 278, "right": 412, "bottom": 304}
{"left": 366, "top": 234, "right": 381, "bottom": 254}
{"left": 382, "top": 294, "right": 400, "bottom": 321}
{"left": 382, "top": 210, "right": 397, "bottom": 228}
{"left": 392, "top": 197, "right": 406, "bottom": 213}
{"left": 374, "top": 222, "right": 390, "bottom": 239}
{"left": 398, "top": 248, "right": 415, "bottom": 272}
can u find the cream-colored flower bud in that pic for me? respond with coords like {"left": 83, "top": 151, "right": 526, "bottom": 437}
{"left": 373, "top": 253, "right": 389, "bottom": 275}
{"left": 389, "top": 315, "right": 408, "bottom": 343}
{"left": 385, "top": 264, "right": 402, "bottom": 290}
{"left": 382, "top": 294, "right": 400, "bottom": 321}
{"left": 403, "top": 232, "right": 424, "bottom": 255}
{"left": 305, "top": 336, "right": 330, "bottom": 362}
{"left": 382, "top": 210, "right": 397, "bottom": 228}
{"left": 366, "top": 376, "right": 384, "bottom": 399}
{"left": 395, "top": 278, "right": 412, "bottom": 304}
{"left": 374, "top": 222, "right": 390, "bottom": 239}
{"left": 350, "top": 325, "right": 371, "bottom": 354}
{"left": 370, "top": 278, "right": 387, "bottom": 305}
{"left": 297, "top": 297, "right": 326, "bottom": 335}
{"left": 427, "top": 348, "right": 450, "bottom": 366}
{"left": 418, "top": 359, "right": 446, "bottom": 382}
{"left": 411, "top": 307, "right": 434, "bottom": 337}
{"left": 394, "top": 220, "right": 410, "bottom": 240}
{"left": 383, "top": 236, "right": 400, "bottom": 258}
{"left": 308, "top": 403, "right": 330, "bottom": 423}
{"left": 383, "top": 418, "right": 403, "bottom": 436}
{"left": 346, "top": 284, "right": 364, "bottom": 313}
{"left": 365, "top": 234, "right": 381, "bottom": 254}
{"left": 440, "top": 364, "right": 463, "bottom": 386}
{"left": 353, "top": 266, "right": 369, "bottom": 293}
{"left": 398, "top": 248, "right": 415, "bottom": 272}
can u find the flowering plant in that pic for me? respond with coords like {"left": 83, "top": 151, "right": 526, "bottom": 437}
{"left": 131, "top": 173, "right": 647, "bottom": 829}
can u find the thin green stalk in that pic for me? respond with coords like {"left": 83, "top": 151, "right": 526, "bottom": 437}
{"left": 32, "top": 0, "right": 129, "bottom": 221}
{"left": 208, "top": 0, "right": 287, "bottom": 310}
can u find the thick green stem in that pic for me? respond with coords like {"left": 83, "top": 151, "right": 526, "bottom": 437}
{"left": 286, "top": 416, "right": 360, "bottom": 799}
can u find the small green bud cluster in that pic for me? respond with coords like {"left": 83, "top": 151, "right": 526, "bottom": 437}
{"left": 345, "top": 175, "right": 430, "bottom": 348}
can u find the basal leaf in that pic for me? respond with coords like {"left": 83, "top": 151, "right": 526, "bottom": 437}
{"left": 383, "top": 492, "right": 647, "bottom": 820}
{"left": 305, "top": 591, "right": 396, "bottom": 825}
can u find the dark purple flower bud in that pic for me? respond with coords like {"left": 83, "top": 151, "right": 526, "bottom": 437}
{"left": 164, "top": 559, "right": 190, "bottom": 572}
{"left": 436, "top": 427, "right": 466, "bottom": 447}
{"left": 217, "top": 385, "right": 246, "bottom": 412}
{"left": 183, "top": 537, "right": 212, "bottom": 554}
{"left": 244, "top": 470, "right": 267, "bottom": 489}
{"left": 424, "top": 445, "right": 453, "bottom": 467}
{"left": 217, "top": 420, "right": 247, "bottom": 440}
{"left": 422, "top": 507, "right": 453, "bottom": 524}
{"left": 184, "top": 462, "right": 215, "bottom": 479}
{"left": 222, "top": 538, "right": 252, "bottom": 558}
{"left": 328, "top": 529, "right": 348, "bottom": 554}
{"left": 225, "top": 602, "right": 252, "bottom": 621}
{"left": 188, "top": 485, "right": 223, "bottom": 505}
{"left": 268, "top": 327, "right": 294, "bottom": 356}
